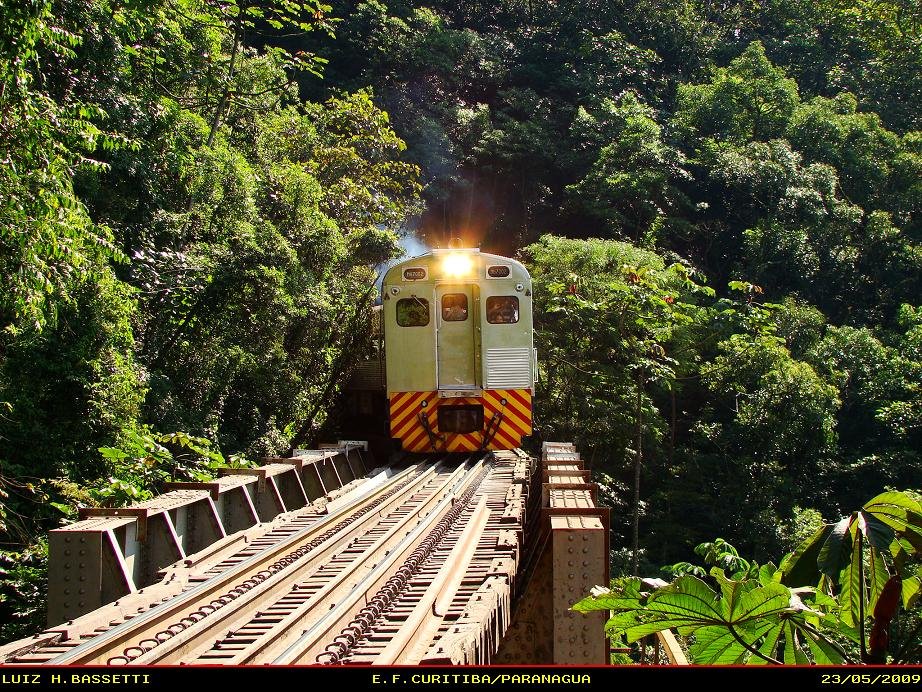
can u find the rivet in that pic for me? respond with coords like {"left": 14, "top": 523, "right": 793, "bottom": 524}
{"left": 568, "top": 535, "right": 574, "bottom": 542}
{"left": 64, "top": 563, "right": 71, "bottom": 569}
{"left": 64, "top": 537, "right": 71, "bottom": 543}
{"left": 64, "top": 602, "right": 71, "bottom": 608}
{"left": 568, "top": 573, "right": 575, "bottom": 579}
{"left": 63, "top": 589, "right": 70, "bottom": 595}
{"left": 64, "top": 550, "right": 71, "bottom": 556}
{"left": 80, "top": 537, "right": 86, "bottom": 543}
{"left": 79, "top": 550, "right": 86, "bottom": 556}
{"left": 79, "top": 576, "right": 86, "bottom": 582}
{"left": 78, "top": 601, "right": 85, "bottom": 607}
{"left": 79, "top": 562, "right": 85, "bottom": 568}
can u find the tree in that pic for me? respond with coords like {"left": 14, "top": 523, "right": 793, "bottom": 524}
{"left": 565, "top": 94, "right": 690, "bottom": 244}
{"left": 524, "top": 235, "right": 711, "bottom": 573}
{"left": 0, "top": 0, "right": 121, "bottom": 334}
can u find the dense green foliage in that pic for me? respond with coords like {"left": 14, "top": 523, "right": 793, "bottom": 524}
{"left": 0, "top": 0, "right": 420, "bottom": 639}
{"left": 295, "top": 0, "right": 921, "bottom": 568}
{"left": 300, "top": 0, "right": 921, "bottom": 657}
{"left": 1, "top": 0, "right": 919, "bottom": 650}
{"left": 575, "top": 491, "right": 922, "bottom": 664}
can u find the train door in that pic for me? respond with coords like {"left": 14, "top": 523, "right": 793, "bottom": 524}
{"left": 436, "top": 285, "right": 477, "bottom": 389}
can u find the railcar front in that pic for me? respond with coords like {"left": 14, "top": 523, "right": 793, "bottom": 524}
{"left": 382, "top": 249, "right": 536, "bottom": 453}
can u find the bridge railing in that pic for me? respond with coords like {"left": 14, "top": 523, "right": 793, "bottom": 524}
{"left": 47, "top": 443, "right": 369, "bottom": 625}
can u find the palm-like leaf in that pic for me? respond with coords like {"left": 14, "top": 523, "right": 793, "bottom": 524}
{"left": 576, "top": 492, "right": 920, "bottom": 664}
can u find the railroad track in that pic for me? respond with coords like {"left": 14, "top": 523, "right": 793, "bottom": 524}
{"left": 5, "top": 451, "right": 532, "bottom": 666}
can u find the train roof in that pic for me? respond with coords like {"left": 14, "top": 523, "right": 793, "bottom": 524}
{"left": 383, "top": 248, "right": 530, "bottom": 285}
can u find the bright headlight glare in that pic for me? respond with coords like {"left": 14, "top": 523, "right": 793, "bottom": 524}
{"left": 442, "top": 253, "right": 473, "bottom": 276}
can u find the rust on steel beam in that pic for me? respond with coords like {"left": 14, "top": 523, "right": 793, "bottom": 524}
{"left": 4, "top": 448, "right": 539, "bottom": 666}
{"left": 495, "top": 441, "right": 609, "bottom": 664}
{"left": 44, "top": 443, "right": 374, "bottom": 625}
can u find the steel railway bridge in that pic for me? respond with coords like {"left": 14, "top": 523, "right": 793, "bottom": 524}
{"left": 0, "top": 442, "right": 682, "bottom": 666}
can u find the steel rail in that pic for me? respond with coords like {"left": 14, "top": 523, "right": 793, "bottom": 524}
{"left": 49, "top": 461, "right": 427, "bottom": 665}
{"left": 126, "top": 461, "right": 457, "bottom": 664}
{"left": 188, "top": 459, "right": 479, "bottom": 664}
{"left": 272, "top": 456, "right": 491, "bottom": 664}
{"left": 374, "top": 495, "right": 491, "bottom": 665}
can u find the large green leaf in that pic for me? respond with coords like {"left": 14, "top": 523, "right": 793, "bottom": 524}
{"left": 620, "top": 617, "right": 695, "bottom": 642}
{"left": 782, "top": 621, "right": 810, "bottom": 664}
{"left": 863, "top": 493, "right": 922, "bottom": 553}
{"left": 573, "top": 592, "right": 644, "bottom": 615}
{"left": 818, "top": 516, "right": 854, "bottom": 577}
{"left": 860, "top": 512, "right": 895, "bottom": 552}
{"left": 866, "top": 549, "right": 891, "bottom": 613}
{"left": 642, "top": 575, "right": 726, "bottom": 623}
{"left": 750, "top": 621, "right": 785, "bottom": 666}
{"left": 710, "top": 569, "right": 791, "bottom": 624}
{"left": 802, "top": 626, "right": 846, "bottom": 664}
{"left": 864, "top": 491, "right": 922, "bottom": 516}
{"left": 758, "top": 562, "right": 779, "bottom": 585}
{"left": 732, "top": 583, "right": 792, "bottom": 624}
{"left": 902, "top": 573, "right": 921, "bottom": 610}
{"left": 573, "top": 578, "right": 649, "bottom": 615}
{"left": 690, "top": 621, "right": 777, "bottom": 664}
{"left": 594, "top": 573, "right": 795, "bottom": 656}
{"left": 838, "top": 532, "right": 863, "bottom": 628}
{"left": 780, "top": 523, "right": 832, "bottom": 586}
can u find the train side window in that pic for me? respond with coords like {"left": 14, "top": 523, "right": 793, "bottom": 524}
{"left": 486, "top": 296, "right": 519, "bottom": 324}
{"left": 396, "top": 297, "right": 430, "bottom": 326}
{"left": 441, "top": 293, "right": 468, "bottom": 321}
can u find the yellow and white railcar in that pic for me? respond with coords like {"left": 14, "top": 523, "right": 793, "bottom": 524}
{"left": 382, "top": 249, "right": 536, "bottom": 452}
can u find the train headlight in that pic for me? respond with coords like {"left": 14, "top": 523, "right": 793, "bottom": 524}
{"left": 442, "top": 253, "right": 473, "bottom": 277}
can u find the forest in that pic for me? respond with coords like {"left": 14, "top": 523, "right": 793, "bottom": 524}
{"left": 1, "top": 0, "right": 919, "bottom": 660}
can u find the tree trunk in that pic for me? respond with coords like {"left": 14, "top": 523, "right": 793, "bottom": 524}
{"left": 207, "top": 12, "right": 243, "bottom": 147}
{"left": 669, "top": 385, "right": 676, "bottom": 467}
{"left": 287, "top": 286, "right": 376, "bottom": 452}
{"left": 632, "top": 374, "right": 643, "bottom": 576}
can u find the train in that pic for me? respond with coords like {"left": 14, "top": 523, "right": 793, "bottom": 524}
{"left": 344, "top": 247, "right": 536, "bottom": 454}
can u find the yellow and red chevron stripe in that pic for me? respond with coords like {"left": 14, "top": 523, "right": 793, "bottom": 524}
{"left": 388, "top": 389, "right": 532, "bottom": 453}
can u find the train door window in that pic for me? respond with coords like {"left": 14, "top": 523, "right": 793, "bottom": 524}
{"left": 486, "top": 296, "right": 519, "bottom": 324}
{"left": 438, "top": 405, "right": 484, "bottom": 433}
{"left": 396, "top": 297, "right": 430, "bottom": 326}
{"left": 441, "top": 293, "right": 468, "bottom": 321}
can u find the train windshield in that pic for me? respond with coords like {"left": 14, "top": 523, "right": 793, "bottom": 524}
{"left": 486, "top": 296, "right": 519, "bottom": 324}
{"left": 396, "top": 297, "right": 430, "bottom": 326}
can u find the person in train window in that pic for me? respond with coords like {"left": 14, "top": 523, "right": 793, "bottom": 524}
{"left": 442, "top": 294, "right": 468, "bottom": 321}
{"left": 487, "top": 296, "right": 518, "bottom": 324}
